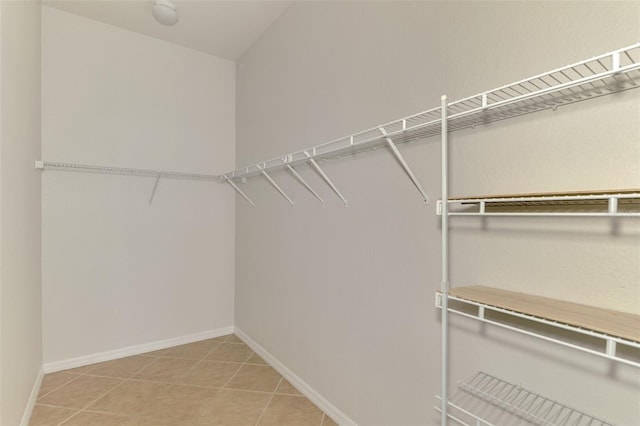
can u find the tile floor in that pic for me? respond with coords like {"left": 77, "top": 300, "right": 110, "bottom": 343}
{"left": 31, "top": 334, "right": 338, "bottom": 426}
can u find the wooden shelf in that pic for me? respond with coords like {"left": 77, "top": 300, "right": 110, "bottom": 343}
{"left": 449, "top": 286, "right": 640, "bottom": 342}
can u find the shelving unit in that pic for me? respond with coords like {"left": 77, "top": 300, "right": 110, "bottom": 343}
{"left": 437, "top": 44, "right": 640, "bottom": 426}
{"left": 436, "top": 372, "right": 613, "bottom": 426}
{"left": 442, "top": 189, "right": 640, "bottom": 217}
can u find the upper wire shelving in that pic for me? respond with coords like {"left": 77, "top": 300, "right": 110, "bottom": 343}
{"left": 37, "top": 44, "right": 640, "bottom": 207}
{"left": 223, "top": 43, "right": 640, "bottom": 197}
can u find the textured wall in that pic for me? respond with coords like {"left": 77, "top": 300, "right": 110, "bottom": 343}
{"left": 41, "top": 7, "right": 236, "bottom": 364}
{"left": 235, "top": 2, "right": 639, "bottom": 424}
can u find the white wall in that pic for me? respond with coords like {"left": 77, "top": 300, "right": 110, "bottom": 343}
{"left": 0, "top": 1, "right": 42, "bottom": 424}
{"left": 235, "top": 2, "right": 640, "bottom": 425}
{"left": 41, "top": 6, "right": 235, "bottom": 365}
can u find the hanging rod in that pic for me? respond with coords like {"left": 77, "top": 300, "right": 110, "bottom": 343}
{"left": 35, "top": 160, "right": 223, "bottom": 182}
{"left": 223, "top": 43, "right": 640, "bottom": 186}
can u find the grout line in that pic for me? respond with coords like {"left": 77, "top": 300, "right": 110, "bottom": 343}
{"left": 254, "top": 376, "right": 283, "bottom": 426}
{"left": 36, "top": 373, "right": 83, "bottom": 401}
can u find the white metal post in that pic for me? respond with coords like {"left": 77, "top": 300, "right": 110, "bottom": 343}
{"left": 441, "top": 95, "right": 450, "bottom": 426}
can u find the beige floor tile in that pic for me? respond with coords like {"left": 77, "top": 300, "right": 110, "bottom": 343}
{"left": 322, "top": 414, "right": 339, "bottom": 426}
{"left": 59, "top": 411, "right": 137, "bottom": 426}
{"left": 135, "top": 417, "right": 198, "bottom": 426}
{"left": 179, "top": 360, "right": 241, "bottom": 388}
{"left": 209, "top": 335, "right": 231, "bottom": 342}
{"left": 224, "top": 334, "right": 243, "bottom": 344}
{"left": 88, "top": 379, "right": 171, "bottom": 416}
{"left": 246, "top": 353, "right": 268, "bottom": 365}
{"left": 205, "top": 343, "right": 253, "bottom": 363}
{"left": 275, "top": 379, "right": 302, "bottom": 396}
{"left": 37, "top": 372, "right": 80, "bottom": 398}
{"left": 163, "top": 340, "right": 221, "bottom": 360}
{"left": 225, "top": 364, "right": 281, "bottom": 393}
{"left": 197, "top": 389, "right": 271, "bottom": 425}
{"left": 38, "top": 375, "right": 122, "bottom": 409}
{"left": 28, "top": 404, "right": 77, "bottom": 426}
{"left": 132, "top": 357, "right": 198, "bottom": 382}
{"left": 85, "top": 356, "right": 155, "bottom": 379}
{"left": 258, "top": 394, "right": 324, "bottom": 426}
{"left": 139, "top": 384, "right": 217, "bottom": 422}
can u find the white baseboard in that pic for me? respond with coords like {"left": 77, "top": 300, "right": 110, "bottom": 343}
{"left": 234, "top": 327, "right": 357, "bottom": 426}
{"left": 43, "top": 326, "right": 234, "bottom": 374}
{"left": 20, "top": 365, "right": 44, "bottom": 426}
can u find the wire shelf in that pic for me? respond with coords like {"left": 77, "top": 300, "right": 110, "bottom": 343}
{"left": 435, "top": 371, "right": 613, "bottom": 426}
{"left": 440, "top": 190, "right": 640, "bottom": 217}
{"left": 225, "top": 43, "right": 640, "bottom": 182}
{"left": 37, "top": 161, "right": 222, "bottom": 182}
{"left": 435, "top": 288, "right": 640, "bottom": 368}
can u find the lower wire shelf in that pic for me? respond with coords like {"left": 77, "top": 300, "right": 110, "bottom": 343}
{"left": 435, "top": 371, "right": 613, "bottom": 426}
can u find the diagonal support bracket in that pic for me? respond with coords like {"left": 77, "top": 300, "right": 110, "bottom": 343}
{"left": 379, "top": 128, "right": 429, "bottom": 204}
{"left": 149, "top": 174, "right": 162, "bottom": 205}
{"left": 285, "top": 164, "right": 324, "bottom": 204}
{"left": 257, "top": 164, "right": 294, "bottom": 206}
{"left": 223, "top": 175, "right": 255, "bottom": 207}
{"left": 304, "top": 151, "right": 348, "bottom": 206}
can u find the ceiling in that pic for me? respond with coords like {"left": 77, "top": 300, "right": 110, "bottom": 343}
{"left": 43, "top": 0, "right": 293, "bottom": 60}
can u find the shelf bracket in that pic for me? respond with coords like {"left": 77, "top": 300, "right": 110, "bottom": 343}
{"left": 257, "top": 164, "right": 294, "bottom": 206}
{"left": 223, "top": 175, "right": 255, "bottom": 207}
{"left": 35, "top": 159, "right": 44, "bottom": 170}
{"left": 304, "top": 151, "right": 348, "bottom": 206}
{"left": 149, "top": 174, "right": 161, "bottom": 205}
{"left": 379, "top": 128, "right": 429, "bottom": 204}
{"left": 285, "top": 164, "right": 324, "bottom": 204}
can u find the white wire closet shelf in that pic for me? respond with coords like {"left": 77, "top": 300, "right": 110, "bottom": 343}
{"left": 37, "top": 44, "right": 640, "bottom": 207}
{"left": 435, "top": 371, "right": 613, "bottom": 426}
{"left": 440, "top": 189, "right": 640, "bottom": 217}
{"left": 224, "top": 43, "right": 640, "bottom": 193}
{"left": 436, "top": 286, "right": 640, "bottom": 368}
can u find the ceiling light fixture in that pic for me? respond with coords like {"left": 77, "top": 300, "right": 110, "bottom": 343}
{"left": 152, "top": 0, "right": 178, "bottom": 26}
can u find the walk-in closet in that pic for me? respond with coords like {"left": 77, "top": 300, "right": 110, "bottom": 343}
{"left": 1, "top": 1, "right": 638, "bottom": 425}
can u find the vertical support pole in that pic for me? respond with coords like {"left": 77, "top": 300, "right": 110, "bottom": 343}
{"left": 612, "top": 52, "right": 621, "bottom": 72}
{"left": 605, "top": 339, "right": 617, "bottom": 358}
{"left": 608, "top": 197, "right": 618, "bottom": 215}
{"left": 440, "top": 95, "right": 449, "bottom": 426}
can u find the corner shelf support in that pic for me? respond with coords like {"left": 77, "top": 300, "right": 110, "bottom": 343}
{"left": 223, "top": 175, "right": 255, "bottom": 207}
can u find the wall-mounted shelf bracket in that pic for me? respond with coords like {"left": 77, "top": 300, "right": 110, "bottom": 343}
{"left": 378, "top": 127, "right": 429, "bottom": 204}
{"left": 304, "top": 151, "right": 348, "bottom": 206}
{"left": 223, "top": 175, "right": 255, "bottom": 207}
{"left": 285, "top": 163, "right": 324, "bottom": 204}
{"left": 149, "top": 174, "right": 161, "bottom": 205}
{"left": 257, "top": 164, "right": 294, "bottom": 206}
{"left": 34, "top": 159, "right": 44, "bottom": 170}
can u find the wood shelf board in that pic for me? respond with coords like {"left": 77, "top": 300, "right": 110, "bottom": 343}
{"left": 449, "top": 189, "right": 640, "bottom": 202}
{"left": 449, "top": 286, "right": 640, "bottom": 342}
